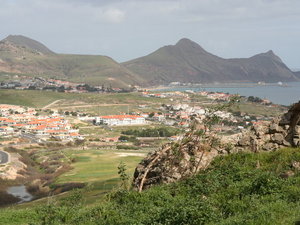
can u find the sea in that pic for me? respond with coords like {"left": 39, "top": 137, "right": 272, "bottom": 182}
{"left": 157, "top": 82, "right": 300, "bottom": 106}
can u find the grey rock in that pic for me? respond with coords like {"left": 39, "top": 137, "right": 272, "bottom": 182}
{"left": 269, "top": 124, "right": 280, "bottom": 134}
{"left": 262, "top": 143, "right": 278, "bottom": 151}
{"left": 280, "top": 170, "right": 295, "bottom": 179}
{"left": 238, "top": 136, "right": 251, "bottom": 146}
{"left": 271, "top": 133, "right": 285, "bottom": 145}
{"left": 292, "top": 161, "right": 300, "bottom": 170}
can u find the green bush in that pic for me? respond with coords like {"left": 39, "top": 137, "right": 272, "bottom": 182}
{"left": 122, "top": 127, "right": 180, "bottom": 137}
{"left": 116, "top": 145, "right": 139, "bottom": 150}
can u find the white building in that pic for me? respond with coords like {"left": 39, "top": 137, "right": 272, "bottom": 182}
{"left": 95, "top": 115, "right": 146, "bottom": 126}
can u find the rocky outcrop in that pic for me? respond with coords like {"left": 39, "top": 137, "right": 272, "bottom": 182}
{"left": 133, "top": 102, "right": 300, "bottom": 191}
{"left": 236, "top": 101, "right": 300, "bottom": 151}
{"left": 133, "top": 130, "right": 226, "bottom": 191}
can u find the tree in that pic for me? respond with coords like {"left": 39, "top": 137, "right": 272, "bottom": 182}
{"left": 149, "top": 112, "right": 155, "bottom": 118}
{"left": 118, "top": 161, "right": 129, "bottom": 190}
{"left": 58, "top": 85, "right": 65, "bottom": 92}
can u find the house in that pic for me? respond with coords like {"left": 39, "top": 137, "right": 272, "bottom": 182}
{"left": 0, "top": 126, "right": 14, "bottom": 136}
{"left": 95, "top": 115, "right": 146, "bottom": 126}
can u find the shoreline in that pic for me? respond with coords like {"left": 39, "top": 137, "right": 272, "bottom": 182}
{"left": 146, "top": 82, "right": 294, "bottom": 91}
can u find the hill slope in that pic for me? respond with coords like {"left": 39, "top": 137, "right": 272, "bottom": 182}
{"left": 1, "top": 147, "right": 300, "bottom": 224}
{"left": 0, "top": 35, "right": 144, "bottom": 87}
{"left": 294, "top": 71, "right": 300, "bottom": 79}
{"left": 123, "top": 38, "right": 299, "bottom": 85}
{"left": 2, "top": 35, "right": 54, "bottom": 55}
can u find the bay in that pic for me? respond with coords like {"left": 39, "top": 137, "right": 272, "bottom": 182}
{"left": 158, "top": 82, "right": 300, "bottom": 106}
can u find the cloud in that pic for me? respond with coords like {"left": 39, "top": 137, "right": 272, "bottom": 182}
{"left": 102, "top": 8, "right": 125, "bottom": 23}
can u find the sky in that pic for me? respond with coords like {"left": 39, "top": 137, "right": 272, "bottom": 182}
{"left": 0, "top": 0, "right": 299, "bottom": 68}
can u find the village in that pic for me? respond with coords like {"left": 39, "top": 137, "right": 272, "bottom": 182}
{"left": 0, "top": 75, "right": 134, "bottom": 93}
{"left": 0, "top": 88, "right": 280, "bottom": 147}
{"left": 0, "top": 104, "right": 82, "bottom": 142}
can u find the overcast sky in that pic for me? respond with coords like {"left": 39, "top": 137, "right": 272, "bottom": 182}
{"left": 0, "top": 0, "right": 299, "bottom": 68}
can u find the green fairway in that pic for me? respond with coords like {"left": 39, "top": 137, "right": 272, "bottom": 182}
{"left": 53, "top": 149, "right": 147, "bottom": 205}
{"left": 58, "top": 149, "right": 146, "bottom": 184}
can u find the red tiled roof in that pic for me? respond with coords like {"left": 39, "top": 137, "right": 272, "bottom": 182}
{"left": 46, "top": 130, "right": 68, "bottom": 133}
{"left": 12, "top": 124, "right": 26, "bottom": 127}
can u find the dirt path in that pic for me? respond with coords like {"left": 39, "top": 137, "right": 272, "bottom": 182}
{"left": 53, "top": 103, "right": 131, "bottom": 109}
{"left": 42, "top": 99, "right": 64, "bottom": 109}
{"left": 114, "top": 152, "right": 147, "bottom": 157}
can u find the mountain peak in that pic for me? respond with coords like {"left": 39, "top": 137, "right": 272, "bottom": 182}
{"left": 176, "top": 38, "right": 195, "bottom": 45}
{"left": 264, "top": 50, "right": 277, "bottom": 57}
{"left": 175, "top": 38, "right": 207, "bottom": 54}
{"left": 266, "top": 50, "right": 274, "bottom": 54}
{"left": 252, "top": 49, "right": 282, "bottom": 63}
{"left": 1, "top": 34, "right": 54, "bottom": 55}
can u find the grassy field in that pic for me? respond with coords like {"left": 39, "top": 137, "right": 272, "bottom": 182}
{"left": 231, "top": 102, "right": 286, "bottom": 117}
{"left": 0, "top": 90, "right": 172, "bottom": 111}
{"left": 4, "top": 148, "right": 146, "bottom": 211}
{"left": 55, "top": 148, "right": 146, "bottom": 205}
{"left": 58, "top": 149, "right": 145, "bottom": 184}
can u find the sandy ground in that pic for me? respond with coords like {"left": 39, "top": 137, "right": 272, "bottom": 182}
{"left": 0, "top": 151, "right": 27, "bottom": 180}
{"left": 114, "top": 152, "right": 147, "bottom": 157}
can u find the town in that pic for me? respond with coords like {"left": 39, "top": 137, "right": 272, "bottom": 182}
{"left": 0, "top": 88, "right": 280, "bottom": 147}
{"left": 0, "top": 75, "right": 135, "bottom": 93}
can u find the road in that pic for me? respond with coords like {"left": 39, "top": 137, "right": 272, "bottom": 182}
{"left": 0, "top": 150, "right": 9, "bottom": 164}
{"left": 21, "top": 133, "right": 41, "bottom": 143}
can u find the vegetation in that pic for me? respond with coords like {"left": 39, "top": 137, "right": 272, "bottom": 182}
{"left": 0, "top": 89, "right": 171, "bottom": 111}
{"left": 57, "top": 149, "right": 144, "bottom": 183}
{"left": 2, "top": 148, "right": 300, "bottom": 224}
{"left": 247, "top": 95, "right": 265, "bottom": 103}
{"left": 122, "top": 127, "right": 180, "bottom": 137}
{"left": 0, "top": 36, "right": 145, "bottom": 87}
{"left": 116, "top": 145, "right": 139, "bottom": 150}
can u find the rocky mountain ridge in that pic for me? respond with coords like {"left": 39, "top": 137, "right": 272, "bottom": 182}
{"left": 0, "top": 35, "right": 144, "bottom": 87}
{"left": 0, "top": 35, "right": 299, "bottom": 87}
{"left": 124, "top": 38, "right": 299, "bottom": 85}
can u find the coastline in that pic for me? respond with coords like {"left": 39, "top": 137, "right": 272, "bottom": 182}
{"left": 145, "top": 82, "right": 300, "bottom": 106}
{"left": 146, "top": 82, "right": 292, "bottom": 91}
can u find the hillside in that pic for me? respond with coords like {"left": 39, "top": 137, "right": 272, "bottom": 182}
{"left": 0, "top": 35, "right": 298, "bottom": 87}
{"left": 2, "top": 35, "right": 54, "bottom": 55}
{"left": 0, "top": 35, "right": 144, "bottom": 87}
{"left": 1, "top": 147, "right": 300, "bottom": 224}
{"left": 123, "top": 38, "right": 299, "bottom": 85}
{"left": 294, "top": 71, "right": 300, "bottom": 79}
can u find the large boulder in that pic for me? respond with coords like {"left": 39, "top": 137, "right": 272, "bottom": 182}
{"left": 133, "top": 132, "right": 220, "bottom": 191}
